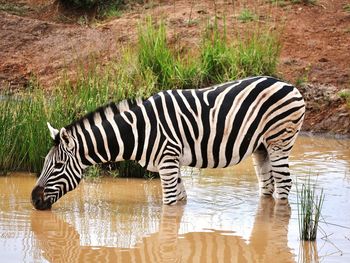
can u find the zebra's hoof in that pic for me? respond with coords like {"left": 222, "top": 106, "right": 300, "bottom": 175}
{"left": 163, "top": 199, "right": 178, "bottom": 206}
{"left": 275, "top": 197, "right": 289, "bottom": 205}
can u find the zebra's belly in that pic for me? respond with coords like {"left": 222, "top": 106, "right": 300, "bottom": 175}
{"left": 179, "top": 147, "right": 245, "bottom": 169}
{"left": 177, "top": 124, "right": 261, "bottom": 168}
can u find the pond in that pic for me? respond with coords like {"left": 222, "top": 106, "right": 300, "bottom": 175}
{"left": 0, "top": 136, "right": 350, "bottom": 262}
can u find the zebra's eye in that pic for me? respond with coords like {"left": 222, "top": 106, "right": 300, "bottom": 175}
{"left": 54, "top": 162, "right": 64, "bottom": 169}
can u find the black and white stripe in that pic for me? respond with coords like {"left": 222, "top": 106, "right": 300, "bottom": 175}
{"left": 32, "top": 76, "right": 305, "bottom": 208}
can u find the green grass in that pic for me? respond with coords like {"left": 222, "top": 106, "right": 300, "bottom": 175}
{"left": 137, "top": 18, "right": 177, "bottom": 89}
{"left": 84, "top": 165, "right": 101, "bottom": 179}
{"left": 96, "top": 1, "right": 124, "bottom": 20}
{"left": 200, "top": 20, "right": 280, "bottom": 84}
{"left": 0, "top": 17, "right": 281, "bottom": 176}
{"left": 268, "top": 0, "right": 316, "bottom": 6}
{"left": 84, "top": 162, "right": 157, "bottom": 179}
{"left": 237, "top": 9, "right": 258, "bottom": 23}
{"left": 291, "top": 0, "right": 317, "bottom": 5}
{"left": 236, "top": 31, "right": 281, "bottom": 77}
{"left": 268, "top": 0, "right": 289, "bottom": 7}
{"left": 0, "top": 91, "right": 52, "bottom": 172}
{"left": 77, "top": 15, "right": 89, "bottom": 26}
{"left": 338, "top": 89, "right": 350, "bottom": 107}
{"left": 344, "top": 4, "right": 350, "bottom": 13}
{"left": 0, "top": 2, "right": 31, "bottom": 16}
{"left": 200, "top": 20, "right": 235, "bottom": 84}
{"left": 296, "top": 176, "right": 325, "bottom": 241}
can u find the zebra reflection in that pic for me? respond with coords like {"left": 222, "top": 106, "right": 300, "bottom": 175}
{"left": 31, "top": 198, "right": 294, "bottom": 263}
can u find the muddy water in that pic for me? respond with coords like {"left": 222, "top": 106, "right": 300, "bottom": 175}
{"left": 1, "top": 136, "right": 350, "bottom": 263}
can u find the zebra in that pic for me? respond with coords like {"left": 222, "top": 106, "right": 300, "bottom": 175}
{"left": 31, "top": 76, "right": 305, "bottom": 210}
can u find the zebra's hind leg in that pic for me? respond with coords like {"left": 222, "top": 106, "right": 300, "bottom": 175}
{"left": 159, "top": 159, "right": 186, "bottom": 205}
{"left": 267, "top": 147, "right": 292, "bottom": 200}
{"left": 177, "top": 174, "right": 187, "bottom": 201}
{"left": 265, "top": 125, "right": 302, "bottom": 200}
{"left": 252, "top": 145, "right": 274, "bottom": 197}
{"left": 265, "top": 140, "right": 294, "bottom": 200}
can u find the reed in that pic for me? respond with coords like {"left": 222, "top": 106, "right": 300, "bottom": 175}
{"left": 0, "top": 91, "right": 52, "bottom": 172}
{"left": 137, "top": 18, "right": 176, "bottom": 89}
{"left": 237, "top": 8, "right": 258, "bottom": 23}
{"left": 200, "top": 19, "right": 280, "bottom": 85}
{"left": 200, "top": 19, "right": 236, "bottom": 85}
{"left": 235, "top": 31, "right": 281, "bottom": 77}
{"left": 296, "top": 176, "right": 325, "bottom": 241}
{"left": 137, "top": 17, "right": 201, "bottom": 90}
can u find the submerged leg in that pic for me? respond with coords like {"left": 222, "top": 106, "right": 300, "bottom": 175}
{"left": 158, "top": 158, "right": 186, "bottom": 205}
{"left": 265, "top": 127, "right": 300, "bottom": 200}
{"left": 267, "top": 145, "right": 292, "bottom": 199}
{"left": 177, "top": 175, "right": 187, "bottom": 201}
{"left": 252, "top": 145, "right": 274, "bottom": 197}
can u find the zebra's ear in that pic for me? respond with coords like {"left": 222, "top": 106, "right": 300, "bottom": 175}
{"left": 59, "top": 128, "right": 74, "bottom": 150}
{"left": 47, "top": 122, "right": 59, "bottom": 140}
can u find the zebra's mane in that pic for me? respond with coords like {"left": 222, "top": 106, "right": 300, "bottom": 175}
{"left": 53, "top": 98, "right": 143, "bottom": 145}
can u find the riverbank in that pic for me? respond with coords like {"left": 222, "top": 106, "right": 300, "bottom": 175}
{"left": 0, "top": 0, "right": 349, "bottom": 174}
{"left": 1, "top": 0, "right": 349, "bottom": 135}
{"left": 300, "top": 83, "right": 350, "bottom": 136}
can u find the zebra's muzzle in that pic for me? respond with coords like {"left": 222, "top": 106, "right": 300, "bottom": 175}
{"left": 31, "top": 185, "right": 52, "bottom": 210}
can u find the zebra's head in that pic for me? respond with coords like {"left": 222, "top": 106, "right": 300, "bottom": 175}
{"left": 31, "top": 123, "right": 83, "bottom": 210}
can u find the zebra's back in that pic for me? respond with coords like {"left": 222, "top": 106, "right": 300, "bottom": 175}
{"left": 145, "top": 76, "right": 305, "bottom": 169}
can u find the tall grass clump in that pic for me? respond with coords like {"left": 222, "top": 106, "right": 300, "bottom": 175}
{"left": 338, "top": 89, "right": 350, "bottom": 108}
{"left": 138, "top": 18, "right": 176, "bottom": 89}
{"left": 137, "top": 17, "right": 281, "bottom": 89}
{"left": 0, "top": 92, "right": 53, "bottom": 172}
{"left": 296, "top": 177, "right": 325, "bottom": 241}
{"left": 200, "top": 20, "right": 281, "bottom": 84}
{"left": 269, "top": 0, "right": 316, "bottom": 6}
{"left": 292, "top": 0, "right": 317, "bottom": 5}
{"left": 200, "top": 20, "right": 238, "bottom": 84}
{"left": 237, "top": 8, "right": 258, "bottom": 23}
{"left": 236, "top": 31, "right": 281, "bottom": 77}
{"left": 137, "top": 17, "right": 200, "bottom": 90}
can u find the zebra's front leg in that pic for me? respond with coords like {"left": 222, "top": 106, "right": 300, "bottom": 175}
{"left": 159, "top": 159, "right": 186, "bottom": 205}
{"left": 252, "top": 147, "right": 274, "bottom": 197}
{"left": 177, "top": 175, "right": 187, "bottom": 201}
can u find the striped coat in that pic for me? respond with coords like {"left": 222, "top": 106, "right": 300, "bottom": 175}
{"left": 32, "top": 76, "right": 305, "bottom": 209}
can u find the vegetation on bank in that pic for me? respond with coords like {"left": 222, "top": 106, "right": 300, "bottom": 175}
{"left": 0, "top": 18, "right": 281, "bottom": 176}
{"left": 339, "top": 90, "right": 350, "bottom": 108}
{"left": 269, "top": 0, "right": 317, "bottom": 7}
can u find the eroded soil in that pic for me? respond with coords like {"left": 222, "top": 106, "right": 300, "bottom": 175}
{"left": 0, "top": 0, "right": 349, "bottom": 134}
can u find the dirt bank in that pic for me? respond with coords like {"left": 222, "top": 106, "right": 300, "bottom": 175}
{"left": 0, "top": 0, "right": 349, "bottom": 134}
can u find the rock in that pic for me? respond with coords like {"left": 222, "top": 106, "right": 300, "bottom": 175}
{"left": 318, "top": 57, "right": 328, "bottom": 62}
{"left": 298, "top": 83, "right": 341, "bottom": 105}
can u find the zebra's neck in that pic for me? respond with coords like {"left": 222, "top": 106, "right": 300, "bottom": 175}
{"left": 68, "top": 101, "right": 146, "bottom": 168}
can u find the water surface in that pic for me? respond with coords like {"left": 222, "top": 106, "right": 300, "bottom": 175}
{"left": 1, "top": 136, "right": 350, "bottom": 262}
